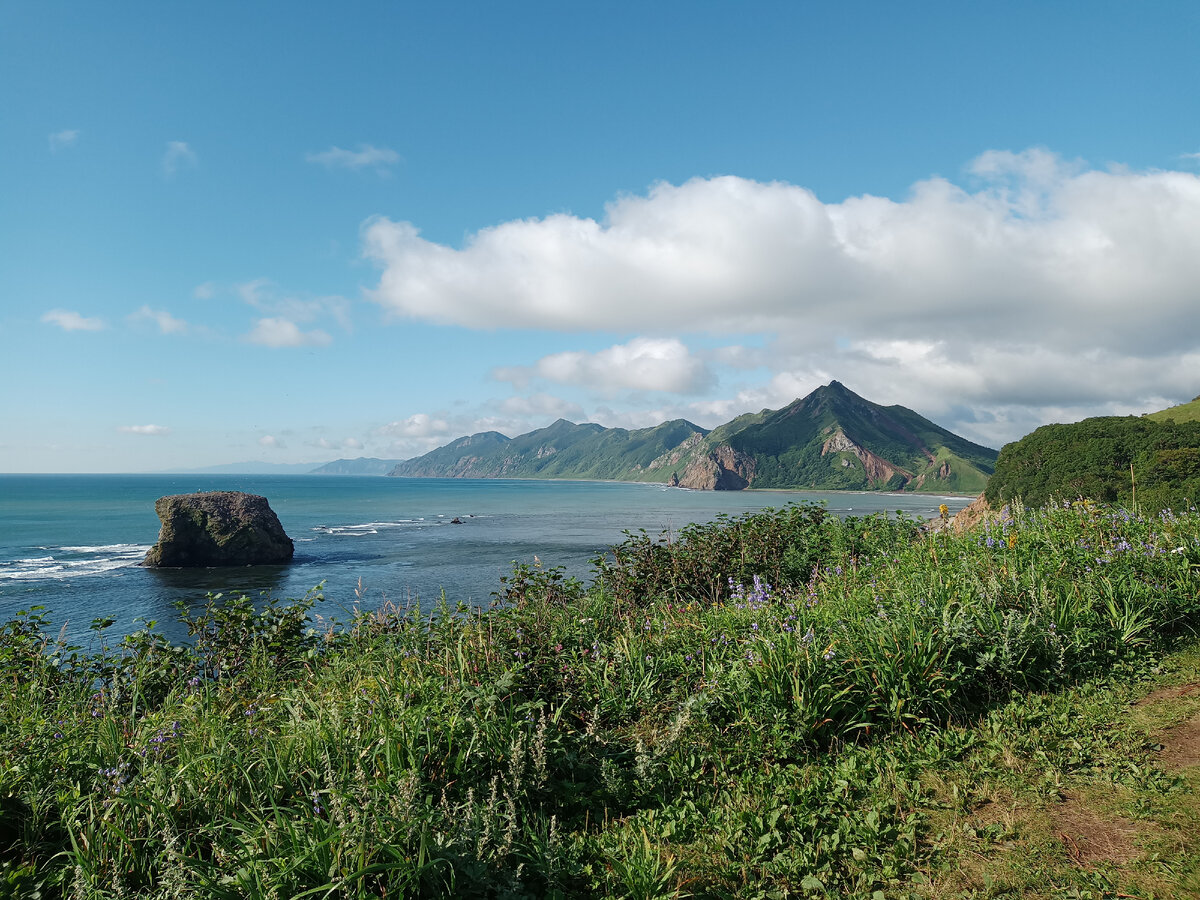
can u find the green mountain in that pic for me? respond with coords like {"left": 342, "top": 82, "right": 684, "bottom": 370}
{"left": 707, "top": 381, "right": 998, "bottom": 493}
{"left": 390, "top": 420, "right": 709, "bottom": 482}
{"left": 389, "top": 382, "right": 997, "bottom": 493}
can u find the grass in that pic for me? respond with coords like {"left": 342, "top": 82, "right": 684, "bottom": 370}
{"left": 2, "top": 500, "right": 1200, "bottom": 898}
{"left": 1147, "top": 395, "right": 1200, "bottom": 425}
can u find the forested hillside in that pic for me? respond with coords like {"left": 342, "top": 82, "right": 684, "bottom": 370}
{"left": 985, "top": 415, "right": 1200, "bottom": 511}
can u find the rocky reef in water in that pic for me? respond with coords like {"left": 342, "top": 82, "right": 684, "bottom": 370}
{"left": 142, "top": 491, "right": 294, "bottom": 567}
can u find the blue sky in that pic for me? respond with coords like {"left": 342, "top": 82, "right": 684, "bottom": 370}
{"left": 3, "top": 1, "right": 1199, "bottom": 473}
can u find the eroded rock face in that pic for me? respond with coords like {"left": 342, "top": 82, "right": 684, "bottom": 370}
{"left": 142, "top": 491, "right": 294, "bottom": 567}
{"left": 676, "top": 445, "right": 757, "bottom": 490}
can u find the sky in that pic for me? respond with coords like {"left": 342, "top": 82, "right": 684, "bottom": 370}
{"left": 3, "top": 1, "right": 1199, "bottom": 473}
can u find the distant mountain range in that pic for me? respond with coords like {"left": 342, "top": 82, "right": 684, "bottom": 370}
{"left": 387, "top": 381, "right": 999, "bottom": 493}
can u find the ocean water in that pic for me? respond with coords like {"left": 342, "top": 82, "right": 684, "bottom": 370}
{"left": 0, "top": 475, "right": 971, "bottom": 644}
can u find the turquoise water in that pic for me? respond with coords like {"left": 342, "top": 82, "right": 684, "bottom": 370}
{"left": 0, "top": 475, "right": 971, "bottom": 643}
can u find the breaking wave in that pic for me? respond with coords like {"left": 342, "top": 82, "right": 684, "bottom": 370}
{"left": 0, "top": 543, "right": 151, "bottom": 582}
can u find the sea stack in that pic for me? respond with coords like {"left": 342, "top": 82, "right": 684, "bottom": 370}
{"left": 142, "top": 491, "right": 294, "bottom": 567}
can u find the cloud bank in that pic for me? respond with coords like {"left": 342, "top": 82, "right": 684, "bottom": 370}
{"left": 363, "top": 149, "right": 1200, "bottom": 446}
{"left": 494, "top": 337, "right": 714, "bottom": 395}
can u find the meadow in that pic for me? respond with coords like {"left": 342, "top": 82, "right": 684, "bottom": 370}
{"left": 3, "top": 500, "right": 1200, "bottom": 898}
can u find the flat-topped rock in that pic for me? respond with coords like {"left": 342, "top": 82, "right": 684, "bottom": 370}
{"left": 142, "top": 491, "right": 294, "bottom": 567}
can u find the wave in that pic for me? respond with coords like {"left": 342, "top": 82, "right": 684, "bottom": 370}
{"left": 60, "top": 543, "right": 150, "bottom": 555}
{"left": 0, "top": 544, "right": 151, "bottom": 583}
{"left": 313, "top": 519, "right": 436, "bottom": 536}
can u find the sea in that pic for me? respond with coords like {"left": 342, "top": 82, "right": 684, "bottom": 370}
{"left": 0, "top": 475, "right": 972, "bottom": 646}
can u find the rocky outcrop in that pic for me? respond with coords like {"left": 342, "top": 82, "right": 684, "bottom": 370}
{"left": 820, "top": 429, "right": 911, "bottom": 486}
{"left": 949, "top": 494, "right": 996, "bottom": 533}
{"left": 142, "top": 491, "right": 294, "bottom": 567}
{"left": 648, "top": 432, "right": 705, "bottom": 471}
{"left": 676, "top": 445, "right": 757, "bottom": 490}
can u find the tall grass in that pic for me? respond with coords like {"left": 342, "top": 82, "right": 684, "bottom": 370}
{"left": 2, "top": 501, "right": 1199, "bottom": 897}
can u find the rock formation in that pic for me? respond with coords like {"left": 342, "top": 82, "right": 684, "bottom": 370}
{"left": 676, "top": 445, "right": 758, "bottom": 490}
{"left": 142, "top": 491, "right": 294, "bottom": 567}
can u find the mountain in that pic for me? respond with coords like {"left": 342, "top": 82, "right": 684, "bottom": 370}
{"left": 389, "top": 382, "right": 998, "bottom": 493}
{"left": 308, "top": 457, "right": 405, "bottom": 476}
{"left": 389, "top": 420, "right": 710, "bottom": 482}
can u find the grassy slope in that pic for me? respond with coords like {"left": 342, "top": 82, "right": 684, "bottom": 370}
{"left": 5, "top": 503, "right": 1200, "bottom": 897}
{"left": 1148, "top": 395, "right": 1200, "bottom": 424}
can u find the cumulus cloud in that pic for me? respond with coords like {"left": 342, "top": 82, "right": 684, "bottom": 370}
{"left": 244, "top": 317, "right": 332, "bottom": 348}
{"left": 306, "top": 144, "right": 400, "bottom": 174}
{"left": 48, "top": 129, "right": 79, "bottom": 151}
{"left": 365, "top": 155, "right": 1200, "bottom": 348}
{"left": 494, "top": 337, "right": 715, "bottom": 395}
{"left": 258, "top": 435, "right": 285, "bottom": 449}
{"left": 118, "top": 425, "right": 170, "bottom": 436}
{"left": 162, "top": 141, "right": 198, "bottom": 177}
{"left": 363, "top": 150, "right": 1200, "bottom": 445}
{"left": 41, "top": 309, "right": 105, "bottom": 331}
{"left": 130, "top": 306, "right": 188, "bottom": 334}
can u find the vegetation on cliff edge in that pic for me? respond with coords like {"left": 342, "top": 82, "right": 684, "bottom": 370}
{"left": 3, "top": 501, "right": 1200, "bottom": 897}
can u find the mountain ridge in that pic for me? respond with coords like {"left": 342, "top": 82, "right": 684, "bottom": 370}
{"left": 389, "top": 382, "right": 998, "bottom": 493}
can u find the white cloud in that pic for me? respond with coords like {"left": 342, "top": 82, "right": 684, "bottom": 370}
{"left": 311, "top": 436, "right": 365, "bottom": 451}
{"left": 130, "top": 306, "right": 188, "bottom": 334}
{"left": 41, "top": 309, "right": 105, "bottom": 331}
{"left": 363, "top": 151, "right": 1200, "bottom": 445}
{"left": 237, "top": 278, "right": 351, "bottom": 330}
{"left": 259, "top": 435, "right": 285, "bottom": 449}
{"left": 162, "top": 141, "right": 198, "bottom": 177}
{"left": 497, "top": 393, "right": 586, "bottom": 421}
{"left": 192, "top": 282, "right": 216, "bottom": 300}
{"left": 244, "top": 317, "right": 332, "bottom": 348}
{"left": 49, "top": 129, "right": 79, "bottom": 151}
{"left": 306, "top": 144, "right": 400, "bottom": 174}
{"left": 118, "top": 424, "right": 170, "bottom": 436}
{"left": 364, "top": 159, "right": 1200, "bottom": 347}
{"left": 377, "top": 413, "right": 454, "bottom": 440}
{"left": 495, "top": 337, "right": 715, "bottom": 395}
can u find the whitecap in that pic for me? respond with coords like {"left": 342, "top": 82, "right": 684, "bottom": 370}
{"left": 60, "top": 543, "right": 151, "bottom": 555}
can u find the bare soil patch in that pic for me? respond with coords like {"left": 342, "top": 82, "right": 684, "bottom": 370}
{"left": 1158, "top": 712, "right": 1200, "bottom": 771}
{"left": 1137, "top": 680, "right": 1200, "bottom": 771}
{"left": 1135, "top": 682, "right": 1200, "bottom": 707}
{"left": 1051, "top": 793, "right": 1139, "bottom": 866}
